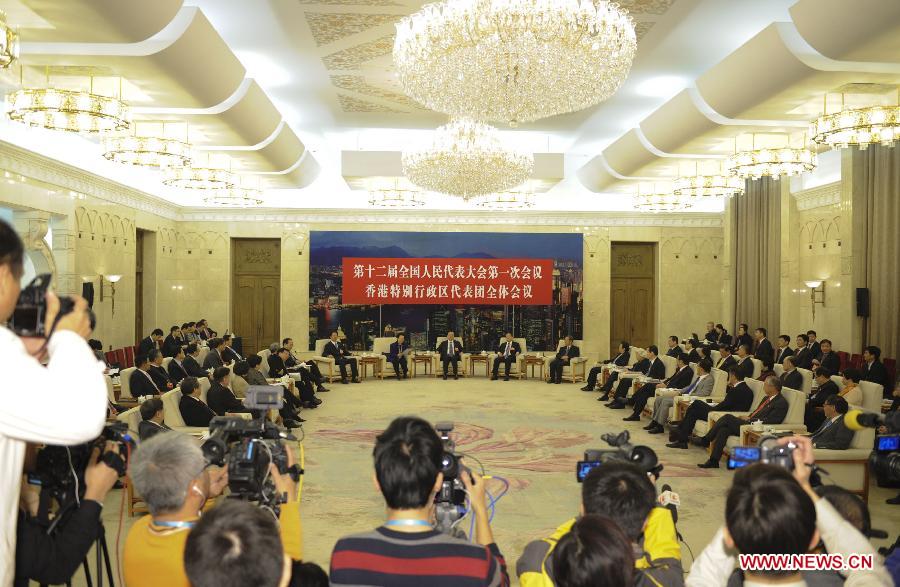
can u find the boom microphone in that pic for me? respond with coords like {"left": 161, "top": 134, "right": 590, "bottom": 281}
{"left": 845, "top": 409, "right": 900, "bottom": 432}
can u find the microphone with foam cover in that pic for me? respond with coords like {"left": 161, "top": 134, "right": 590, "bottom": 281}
{"left": 844, "top": 410, "right": 882, "bottom": 431}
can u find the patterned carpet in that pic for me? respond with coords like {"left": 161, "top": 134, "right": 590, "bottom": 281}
{"left": 297, "top": 375, "right": 900, "bottom": 582}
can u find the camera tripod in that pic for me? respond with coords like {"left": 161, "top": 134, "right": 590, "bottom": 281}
{"left": 40, "top": 499, "right": 116, "bottom": 587}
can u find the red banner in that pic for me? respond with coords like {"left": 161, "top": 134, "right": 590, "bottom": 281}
{"left": 341, "top": 257, "right": 554, "bottom": 305}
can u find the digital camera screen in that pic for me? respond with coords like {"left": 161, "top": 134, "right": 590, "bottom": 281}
{"left": 877, "top": 435, "right": 899, "bottom": 452}
{"left": 727, "top": 446, "right": 761, "bottom": 470}
{"left": 576, "top": 460, "right": 601, "bottom": 482}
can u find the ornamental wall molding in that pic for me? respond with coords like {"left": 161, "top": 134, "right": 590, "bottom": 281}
{"left": 792, "top": 182, "right": 840, "bottom": 211}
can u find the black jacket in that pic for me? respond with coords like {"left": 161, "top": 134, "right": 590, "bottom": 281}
{"left": 168, "top": 359, "right": 189, "bottom": 385}
{"left": 808, "top": 341, "right": 822, "bottom": 359}
{"left": 268, "top": 354, "right": 288, "bottom": 378}
{"left": 180, "top": 394, "right": 216, "bottom": 427}
{"left": 666, "top": 366, "right": 694, "bottom": 389}
{"left": 439, "top": 339, "right": 462, "bottom": 359}
{"left": 322, "top": 340, "right": 352, "bottom": 360}
{"left": 781, "top": 369, "right": 804, "bottom": 391}
{"left": 137, "top": 336, "right": 157, "bottom": 357}
{"left": 645, "top": 357, "right": 666, "bottom": 380}
{"left": 130, "top": 369, "right": 161, "bottom": 397}
{"left": 811, "top": 414, "right": 854, "bottom": 450}
{"left": 861, "top": 360, "right": 888, "bottom": 390}
{"left": 607, "top": 350, "right": 630, "bottom": 367}
{"left": 754, "top": 338, "right": 775, "bottom": 362}
{"left": 717, "top": 332, "right": 733, "bottom": 347}
{"left": 716, "top": 355, "right": 737, "bottom": 372}
{"left": 207, "top": 383, "right": 247, "bottom": 416}
{"left": 138, "top": 420, "right": 172, "bottom": 441}
{"left": 223, "top": 346, "right": 243, "bottom": 363}
{"left": 555, "top": 345, "right": 580, "bottom": 361}
{"left": 775, "top": 346, "right": 794, "bottom": 365}
{"left": 184, "top": 355, "right": 207, "bottom": 377}
{"left": 496, "top": 340, "right": 521, "bottom": 357}
{"left": 665, "top": 347, "right": 681, "bottom": 358}
{"left": 809, "top": 380, "right": 840, "bottom": 408}
{"left": 713, "top": 382, "right": 754, "bottom": 412}
{"left": 687, "top": 349, "right": 701, "bottom": 364}
{"left": 630, "top": 358, "right": 650, "bottom": 373}
{"left": 705, "top": 330, "right": 718, "bottom": 344}
{"left": 148, "top": 365, "right": 172, "bottom": 392}
{"left": 734, "top": 333, "right": 753, "bottom": 353}
{"left": 162, "top": 334, "right": 183, "bottom": 358}
{"left": 814, "top": 352, "right": 841, "bottom": 376}
{"left": 747, "top": 393, "right": 789, "bottom": 425}
{"left": 794, "top": 347, "right": 813, "bottom": 370}
{"left": 203, "top": 349, "right": 225, "bottom": 371}
{"left": 736, "top": 357, "right": 754, "bottom": 380}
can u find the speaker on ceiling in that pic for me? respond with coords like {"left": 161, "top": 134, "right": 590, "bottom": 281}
{"left": 82, "top": 282, "right": 95, "bottom": 309}
{"left": 855, "top": 287, "right": 869, "bottom": 318}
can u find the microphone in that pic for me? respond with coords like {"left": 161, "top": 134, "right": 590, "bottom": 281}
{"left": 658, "top": 484, "right": 680, "bottom": 526}
{"left": 845, "top": 409, "right": 900, "bottom": 433}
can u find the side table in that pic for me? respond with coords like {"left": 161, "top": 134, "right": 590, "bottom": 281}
{"left": 359, "top": 356, "right": 382, "bottom": 380}
{"left": 523, "top": 355, "right": 546, "bottom": 380}
{"left": 412, "top": 355, "right": 433, "bottom": 377}
{"left": 469, "top": 354, "right": 490, "bottom": 377}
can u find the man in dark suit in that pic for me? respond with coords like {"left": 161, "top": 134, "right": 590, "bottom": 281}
{"left": 794, "top": 334, "right": 812, "bottom": 369}
{"left": 810, "top": 395, "right": 854, "bottom": 450}
{"left": 268, "top": 347, "right": 290, "bottom": 379}
{"left": 780, "top": 356, "right": 803, "bottom": 391}
{"left": 130, "top": 354, "right": 163, "bottom": 397}
{"left": 664, "top": 336, "right": 681, "bottom": 358}
{"left": 804, "top": 367, "right": 840, "bottom": 430}
{"left": 178, "top": 377, "right": 216, "bottom": 427}
{"left": 281, "top": 337, "right": 329, "bottom": 392}
{"left": 806, "top": 330, "right": 821, "bottom": 360}
{"left": 734, "top": 344, "right": 755, "bottom": 380}
{"left": 684, "top": 339, "right": 701, "bottom": 364}
{"left": 222, "top": 334, "right": 243, "bottom": 363}
{"left": 599, "top": 350, "right": 650, "bottom": 402}
{"left": 696, "top": 376, "right": 789, "bottom": 468}
{"left": 137, "top": 329, "right": 164, "bottom": 357}
{"left": 491, "top": 332, "right": 521, "bottom": 381}
{"left": 774, "top": 335, "right": 794, "bottom": 365}
{"left": 623, "top": 353, "right": 694, "bottom": 421}
{"left": 388, "top": 333, "right": 411, "bottom": 380}
{"left": 148, "top": 349, "right": 174, "bottom": 392}
{"left": 137, "top": 398, "right": 172, "bottom": 441}
{"left": 715, "top": 344, "right": 737, "bottom": 372}
{"left": 438, "top": 331, "right": 463, "bottom": 380}
{"left": 548, "top": 336, "right": 580, "bottom": 384}
{"left": 582, "top": 342, "right": 630, "bottom": 392}
{"left": 704, "top": 322, "right": 717, "bottom": 345}
{"left": 732, "top": 323, "right": 752, "bottom": 353}
{"left": 714, "top": 324, "right": 732, "bottom": 348}
{"left": 203, "top": 338, "right": 227, "bottom": 371}
{"left": 861, "top": 345, "right": 888, "bottom": 391}
{"left": 321, "top": 330, "right": 360, "bottom": 384}
{"left": 206, "top": 368, "right": 250, "bottom": 417}
{"left": 753, "top": 327, "right": 774, "bottom": 363}
{"left": 162, "top": 326, "right": 183, "bottom": 358}
{"left": 183, "top": 343, "right": 207, "bottom": 377}
{"left": 667, "top": 366, "right": 754, "bottom": 448}
{"left": 810, "top": 339, "right": 840, "bottom": 375}
{"left": 196, "top": 319, "right": 215, "bottom": 341}
{"left": 607, "top": 345, "right": 666, "bottom": 409}
{"left": 168, "top": 347, "right": 189, "bottom": 385}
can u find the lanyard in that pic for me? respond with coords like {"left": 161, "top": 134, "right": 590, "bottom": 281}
{"left": 153, "top": 520, "right": 196, "bottom": 529}
{"left": 384, "top": 519, "right": 433, "bottom": 528}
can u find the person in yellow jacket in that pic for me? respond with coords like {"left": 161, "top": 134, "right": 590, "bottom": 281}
{"left": 516, "top": 462, "right": 683, "bottom": 587}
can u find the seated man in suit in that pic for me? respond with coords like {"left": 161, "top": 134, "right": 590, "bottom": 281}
{"left": 138, "top": 398, "right": 172, "bottom": 441}
{"left": 182, "top": 322, "right": 198, "bottom": 343}
{"left": 775, "top": 335, "right": 794, "bottom": 365}
{"left": 780, "top": 356, "right": 803, "bottom": 391}
{"left": 623, "top": 353, "right": 695, "bottom": 422}
{"left": 794, "top": 334, "right": 812, "bottom": 369}
{"left": 321, "top": 330, "right": 360, "bottom": 384}
{"left": 715, "top": 344, "right": 736, "bottom": 372}
{"left": 757, "top": 357, "right": 777, "bottom": 382}
{"left": 131, "top": 354, "right": 163, "bottom": 397}
{"left": 388, "top": 333, "right": 411, "bottom": 380}
{"left": 714, "top": 324, "right": 732, "bottom": 348}
{"left": 438, "top": 330, "right": 463, "bottom": 380}
{"left": 599, "top": 347, "right": 650, "bottom": 402}
{"left": 167, "top": 346, "right": 189, "bottom": 386}
{"left": 810, "top": 338, "right": 840, "bottom": 375}
{"left": 695, "top": 376, "right": 789, "bottom": 468}
{"left": 148, "top": 349, "right": 174, "bottom": 392}
{"left": 810, "top": 395, "right": 854, "bottom": 450}
{"left": 282, "top": 337, "right": 329, "bottom": 392}
{"left": 667, "top": 366, "right": 754, "bottom": 449}
{"left": 806, "top": 330, "right": 821, "bottom": 359}
{"left": 162, "top": 325, "right": 183, "bottom": 358}
{"left": 804, "top": 367, "right": 840, "bottom": 430}
{"left": 138, "top": 328, "right": 164, "bottom": 357}
{"left": 548, "top": 335, "right": 579, "bottom": 385}
{"left": 861, "top": 345, "right": 888, "bottom": 392}
{"left": 183, "top": 343, "right": 208, "bottom": 377}
{"left": 753, "top": 327, "right": 774, "bottom": 363}
{"left": 664, "top": 336, "right": 681, "bottom": 358}
{"left": 606, "top": 346, "right": 666, "bottom": 409}
{"left": 582, "top": 341, "right": 630, "bottom": 392}
{"left": 644, "top": 358, "right": 713, "bottom": 434}
{"left": 703, "top": 322, "right": 718, "bottom": 345}
{"left": 268, "top": 347, "right": 291, "bottom": 378}
{"left": 734, "top": 344, "right": 755, "bottom": 380}
{"left": 222, "top": 334, "right": 243, "bottom": 364}
{"left": 270, "top": 348, "right": 321, "bottom": 409}
{"left": 684, "top": 339, "right": 701, "bottom": 364}
{"left": 235, "top": 360, "right": 304, "bottom": 425}
{"left": 491, "top": 332, "right": 521, "bottom": 381}
{"left": 206, "top": 367, "right": 250, "bottom": 417}
{"left": 196, "top": 319, "right": 215, "bottom": 340}
{"left": 732, "top": 323, "right": 752, "bottom": 353}
{"left": 202, "top": 338, "right": 228, "bottom": 371}
{"left": 178, "top": 377, "right": 217, "bottom": 427}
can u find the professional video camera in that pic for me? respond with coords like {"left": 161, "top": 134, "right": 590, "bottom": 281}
{"left": 434, "top": 421, "right": 468, "bottom": 536}
{"left": 727, "top": 435, "right": 797, "bottom": 471}
{"left": 9, "top": 273, "right": 96, "bottom": 337}
{"left": 201, "top": 386, "right": 302, "bottom": 514}
{"left": 844, "top": 408, "right": 900, "bottom": 486}
{"left": 576, "top": 430, "right": 662, "bottom": 482}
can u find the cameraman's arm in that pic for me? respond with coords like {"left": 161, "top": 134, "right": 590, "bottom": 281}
{"left": 271, "top": 448, "right": 303, "bottom": 561}
{"left": 685, "top": 527, "right": 735, "bottom": 587}
{"left": 462, "top": 470, "right": 510, "bottom": 587}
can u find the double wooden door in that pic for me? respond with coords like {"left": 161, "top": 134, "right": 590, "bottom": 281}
{"left": 232, "top": 239, "right": 281, "bottom": 356}
{"left": 610, "top": 243, "right": 655, "bottom": 350}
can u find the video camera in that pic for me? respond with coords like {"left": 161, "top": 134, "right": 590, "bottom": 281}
{"left": 434, "top": 422, "right": 468, "bottom": 536}
{"left": 576, "top": 430, "right": 662, "bottom": 482}
{"left": 201, "top": 386, "right": 302, "bottom": 515}
{"left": 9, "top": 273, "right": 96, "bottom": 338}
{"left": 845, "top": 409, "right": 900, "bottom": 485}
{"left": 727, "top": 435, "right": 797, "bottom": 470}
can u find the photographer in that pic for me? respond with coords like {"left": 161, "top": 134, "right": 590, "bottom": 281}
{"left": 124, "top": 432, "right": 302, "bottom": 587}
{"left": 14, "top": 443, "right": 120, "bottom": 586}
{"left": 516, "top": 461, "right": 682, "bottom": 586}
{"left": 329, "top": 416, "right": 509, "bottom": 586}
{"left": 550, "top": 514, "right": 635, "bottom": 587}
{"left": 0, "top": 219, "right": 107, "bottom": 585}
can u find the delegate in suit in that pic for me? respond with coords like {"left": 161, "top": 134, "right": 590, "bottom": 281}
{"left": 491, "top": 333, "right": 521, "bottom": 381}
{"left": 624, "top": 354, "right": 695, "bottom": 421}
{"left": 606, "top": 346, "right": 666, "bottom": 409}
{"left": 438, "top": 332, "right": 463, "bottom": 380}
{"left": 666, "top": 366, "right": 754, "bottom": 449}
{"left": 804, "top": 368, "right": 841, "bottom": 430}
{"left": 810, "top": 396, "right": 854, "bottom": 450}
{"left": 644, "top": 358, "right": 715, "bottom": 433}
{"left": 388, "top": 334, "right": 411, "bottom": 380}
{"left": 321, "top": 331, "right": 360, "bottom": 383}
{"left": 548, "top": 336, "right": 579, "bottom": 384}
{"left": 582, "top": 341, "right": 630, "bottom": 392}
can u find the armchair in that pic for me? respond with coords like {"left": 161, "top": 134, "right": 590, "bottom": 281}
{"left": 692, "top": 378, "right": 766, "bottom": 438}
{"left": 433, "top": 337, "right": 470, "bottom": 377}
{"left": 119, "top": 367, "right": 137, "bottom": 399}
{"left": 373, "top": 337, "right": 400, "bottom": 378}
{"left": 311, "top": 339, "right": 338, "bottom": 382}
{"left": 728, "top": 386, "right": 806, "bottom": 454}
{"left": 160, "top": 388, "right": 209, "bottom": 435}
{"left": 488, "top": 337, "right": 527, "bottom": 379}
{"left": 543, "top": 339, "right": 588, "bottom": 383}
{"left": 750, "top": 358, "right": 763, "bottom": 379}
{"left": 257, "top": 349, "right": 272, "bottom": 377}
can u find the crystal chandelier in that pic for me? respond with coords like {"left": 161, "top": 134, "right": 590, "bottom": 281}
{"left": 7, "top": 87, "right": 131, "bottom": 134}
{"left": 810, "top": 92, "right": 900, "bottom": 150}
{"left": 402, "top": 118, "right": 533, "bottom": 197}
{"left": 394, "top": 0, "right": 637, "bottom": 126}
{"left": 102, "top": 122, "right": 192, "bottom": 168}
{"left": 633, "top": 182, "right": 692, "bottom": 213}
{"left": 674, "top": 160, "right": 744, "bottom": 197}
{"left": 0, "top": 11, "right": 19, "bottom": 68}
{"left": 727, "top": 133, "right": 817, "bottom": 180}
{"left": 163, "top": 152, "right": 236, "bottom": 189}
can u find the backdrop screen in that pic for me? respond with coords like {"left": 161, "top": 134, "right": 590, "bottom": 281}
{"left": 308, "top": 231, "right": 583, "bottom": 351}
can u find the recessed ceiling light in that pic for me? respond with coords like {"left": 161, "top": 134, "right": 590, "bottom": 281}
{"left": 635, "top": 76, "right": 687, "bottom": 98}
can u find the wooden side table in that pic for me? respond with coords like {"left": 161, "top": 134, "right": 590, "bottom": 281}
{"left": 359, "top": 356, "right": 382, "bottom": 380}
{"left": 675, "top": 398, "right": 692, "bottom": 422}
{"left": 412, "top": 355, "right": 433, "bottom": 377}
{"left": 523, "top": 355, "right": 546, "bottom": 380}
{"left": 469, "top": 354, "right": 490, "bottom": 377}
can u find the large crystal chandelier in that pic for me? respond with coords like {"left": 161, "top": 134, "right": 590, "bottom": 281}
{"left": 674, "top": 160, "right": 744, "bottom": 197}
{"left": 394, "top": 0, "right": 637, "bottom": 126}
{"left": 164, "top": 152, "right": 236, "bottom": 189}
{"left": 633, "top": 182, "right": 692, "bottom": 213}
{"left": 102, "top": 122, "right": 192, "bottom": 168}
{"left": 7, "top": 87, "right": 131, "bottom": 134}
{"left": 402, "top": 118, "right": 533, "bottom": 197}
{"left": 0, "top": 11, "right": 19, "bottom": 68}
{"left": 810, "top": 92, "right": 900, "bottom": 150}
{"left": 727, "top": 133, "right": 817, "bottom": 180}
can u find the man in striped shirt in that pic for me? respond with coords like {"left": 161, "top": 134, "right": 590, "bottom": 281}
{"left": 329, "top": 417, "right": 509, "bottom": 587}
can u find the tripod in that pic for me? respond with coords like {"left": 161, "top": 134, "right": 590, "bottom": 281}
{"left": 39, "top": 498, "right": 116, "bottom": 587}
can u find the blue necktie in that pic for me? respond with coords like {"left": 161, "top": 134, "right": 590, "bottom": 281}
{"left": 683, "top": 378, "right": 699, "bottom": 395}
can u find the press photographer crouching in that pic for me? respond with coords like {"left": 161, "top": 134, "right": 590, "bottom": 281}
{"left": 0, "top": 219, "right": 107, "bottom": 585}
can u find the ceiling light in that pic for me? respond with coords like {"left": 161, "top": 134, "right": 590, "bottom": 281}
{"left": 673, "top": 160, "right": 744, "bottom": 197}
{"left": 164, "top": 152, "right": 236, "bottom": 189}
{"left": 394, "top": 0, "right": 636, "bottom": 126}
{"left": 811, "top": 104, "right": 900, "bottom": 150}
{"left": 103, "top": 136, "right": 191, "bottom": 168}
{"left": 369, "top": 187, "right": 427, "bottom": 208}
{"left": 7, "top": 87, "right": 131, "bottom": 134}
{"left": 727, "top": 133, "right": 817, "bottom": 180}
{"left": 402, "top": 118, "right": 533, "bottom": 198}
{"left": 633, "top": 182, "right": 692, "bottom": 213}
{"left": 635, "top": 76, "right": 686, "bottom": 98}
{"left": 202, "top": 188, "right": 263, "bottom": 207}
{"left": 473, "top": 185, "right": 535, "bottom": 210}
{"left": 0, "top": 11, "right": 19, "bottom": 69}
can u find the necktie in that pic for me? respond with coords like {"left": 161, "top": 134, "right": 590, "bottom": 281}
{"left": 143, "top": 370, "right": 161, "bottom": 392}
{"left": 505, "top": 342, "right": 510, "bottom": 357}
{"left": 683, "top": 378, "right": 699, "bottom": 395}
{"left": 749, "top": 396, "right": 772, "bottom": 420}
{"left": 565, "top": 346, "right": 569, "bottom": 356}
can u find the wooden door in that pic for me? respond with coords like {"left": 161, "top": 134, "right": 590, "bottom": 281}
{"left": 134, "top": 229, "right": 144, "bottom": 344}
{"left": 232, "top": 239, "right": 281, "bottom": 355}
{"left": 610, "top": 243, "right": 656, "bottom": 350}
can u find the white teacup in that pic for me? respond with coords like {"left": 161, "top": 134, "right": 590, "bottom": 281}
{"left": 752, "top": 420, "right": 764, "bottom": 432}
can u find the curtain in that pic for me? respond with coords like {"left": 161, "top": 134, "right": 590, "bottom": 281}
{"left": 857, "top": 145, "right": 900, "bottom": 359}
{"left": 732, "top": 177, "right": 781, "bottom": 333}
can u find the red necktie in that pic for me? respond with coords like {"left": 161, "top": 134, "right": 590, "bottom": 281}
{"left": 748, "top": 396, "right": 772, "bottom": 420}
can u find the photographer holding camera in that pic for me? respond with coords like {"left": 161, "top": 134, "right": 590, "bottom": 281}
{"left": 0, "top": 220, "right": 107, "bottom": 586}
{"left": 124, "top": 431, "right": 302, "bottom": 586}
